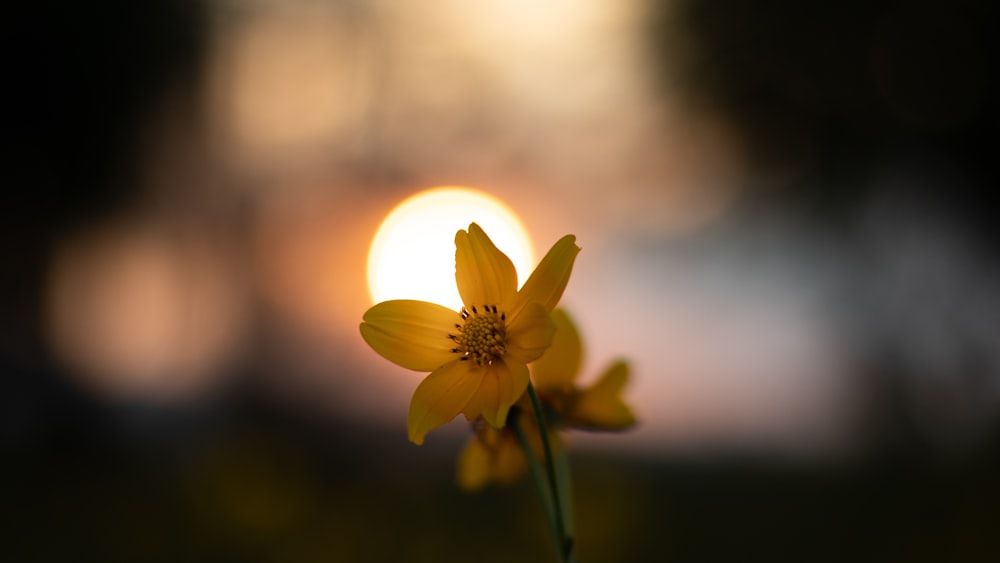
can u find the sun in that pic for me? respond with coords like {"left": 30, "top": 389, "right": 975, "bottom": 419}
{"left": 367, "top": 187, "right": 535, "bottom": 311}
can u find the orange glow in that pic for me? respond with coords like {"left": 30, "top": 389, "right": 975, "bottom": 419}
{"left": 205, "top": 3, "right": 374, "bottom": 168}
{"left": 366, "top": 187, "right": 535, "bottom": 310}
{"left": 45, "top": 223, "right": 245, "bottom": 401}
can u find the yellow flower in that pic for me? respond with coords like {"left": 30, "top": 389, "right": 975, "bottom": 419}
{"left": 456, "top": 417, "right": 531, "bottom": 491}
{"left": 456, "top": 308, "right": 636, "bottom": 490}
{"left": 532, "top": 308, "right": 637, "bottom": 431}
{"left": 360, "top": 223, "right": 580, "bottom": 445}
{"left": 456, "top": 402, "right": 557, "bottom": 492}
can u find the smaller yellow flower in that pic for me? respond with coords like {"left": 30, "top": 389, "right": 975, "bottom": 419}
{"left": 360, "top": 223, "right": 580, "bottom": 445}
{"left": 456, "top": 416, "right": 530, "bottom": 491}
{"left": 532, "top": 309, "right": 637, "bottom": 432}
{"left": 456, "top": 308, "right": 636, "bottom": 490}
{"left": 457, "top": 402, "right": 564, "bottom": 492}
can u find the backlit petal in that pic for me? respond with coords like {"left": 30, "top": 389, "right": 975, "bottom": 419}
{"left": 491, "top": 429, "right": 528, "bottom": 484}
{"left": 455, "top": 223, "right": 518, "bottom": 310}
{"left": 456, "top": 436, "right": 492, "bottom": 492}
{"left": 408, "top": 360, "right": 482, "bottom": 444}
{"left": 510, "top": 234, "right": 579, "bottom": 322}
{"left": 481, "top": 359, "right": 529, "bottom": 428}
{"left": 505, "top": 302, "right": 555, "bottom": 365}
{"left": 566, "top": 361, "right": 637, "bottom": 431}
{"left": 461, "top": 366, "right": 496, "bottom": 424}
{"left": 456, "top": 427, "right": 528, "bottom": 491}
{"left": 530, "top": 308, "right": 582, "bottom": 393}
{"left": 360, "top": 300, "right": 460, "bottom": 371}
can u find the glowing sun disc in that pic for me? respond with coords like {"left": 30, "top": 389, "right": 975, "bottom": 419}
{"left": 367, "top": 187, "right": 535, "bottom": 311}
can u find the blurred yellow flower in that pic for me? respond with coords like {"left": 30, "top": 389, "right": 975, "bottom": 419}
{"left": 456, "top": 402, "right": 555, "bottom": 492}
{"left": 457, "top": 416, "right": 532, "bottom": 491}
{"left": 457, "top": 308, "right": 635, "bottom": 490}
{"left": 360, "top": 223, "right": 580, "bottom": 445}
{"left": 533, "top": 309, "right": 637, "bottom": 431}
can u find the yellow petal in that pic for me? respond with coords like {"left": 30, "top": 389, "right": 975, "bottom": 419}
{"left": 470, "top": 359, "right": 529, "bottom": 428}
{"left": 456, "top": 427, "right": 528, "bottom": 491}
{"left": 461, "top": 367, "right": 496, "bottom": 424}
{"left": 505, "top": 302, "right": 555, "bottom": 365}
{"left": 566, "top": 360, "right": 637, "bottom": 431}
{"left": 491, "top": 429, "right": 529, "bottom": 484}
{"left": 456, "top": 435, "right": 492, "bottom": 492}
{"left": 529, "top": 308, "right": 582, "bottom": 393}
{"left": 455, "top": 223, "right": 518, "bottom": 310}
{"left": 510, "top": 234, "right": 579, "bottom": 322}
{"left": 408, "top": 360, "right": 483, "bottom": 445}
{"left": 360, "top": 300, "right": 461, "bottom": 371}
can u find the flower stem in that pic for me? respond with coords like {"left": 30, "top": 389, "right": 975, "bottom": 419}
{"left": 511, "top": 408, "right": 557, "bottom": 534}
{"left": 526, "top": 382, "right": 574, "bottom": 563}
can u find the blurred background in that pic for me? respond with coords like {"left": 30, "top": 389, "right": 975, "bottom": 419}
{"left": 3, "top": 0, "right": 999, "bottom": 561}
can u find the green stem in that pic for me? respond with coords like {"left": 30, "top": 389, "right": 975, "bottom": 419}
{"left": 511, "top": 408, "right": 556, "bottom": 532}
{"left": 526, "top": 382, "right": 574, "bottom": 563}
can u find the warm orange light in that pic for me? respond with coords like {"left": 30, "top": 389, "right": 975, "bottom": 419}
{"left": 45, "top": 224, "right": 245, "bottom": 401}
{"left": 367, "top": 187, "right": 535, "bottom": 310}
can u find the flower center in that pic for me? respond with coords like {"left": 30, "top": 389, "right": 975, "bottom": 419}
{"left": 450, "top": 305, "right": 507, "bottom": 366}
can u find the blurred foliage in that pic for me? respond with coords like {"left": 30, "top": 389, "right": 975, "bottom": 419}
{"left": 647, "top": 0, "right": 998, "bottom": 216}
{"left": 3, "top": 386, "right": 1000, "bottom": 562}
{"left": 1, "top": 0, "right": 206, "bottom": 364}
